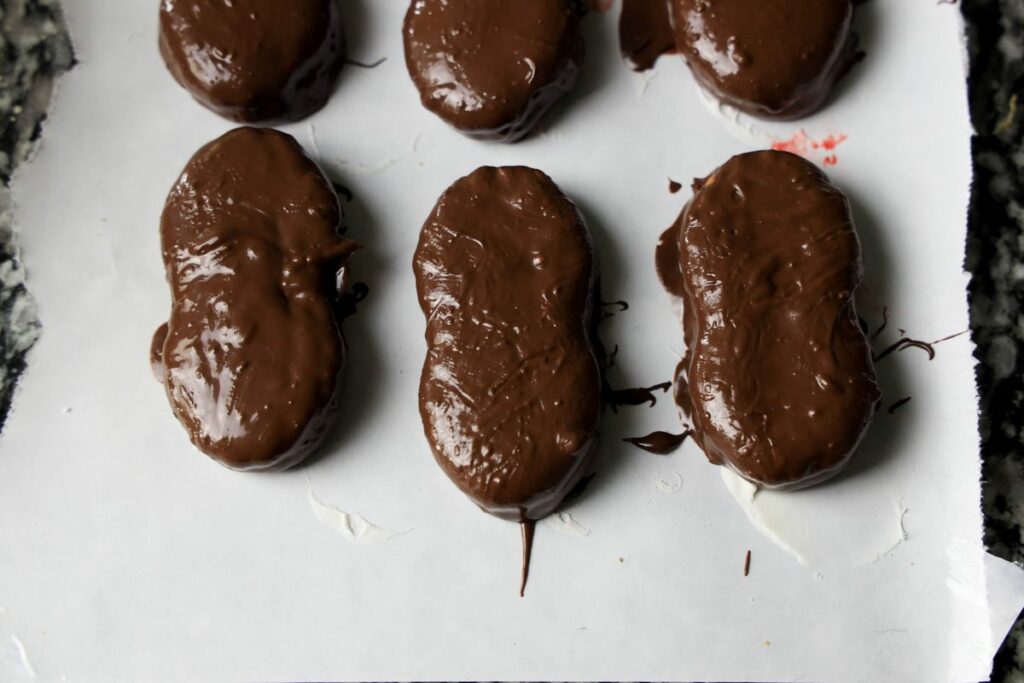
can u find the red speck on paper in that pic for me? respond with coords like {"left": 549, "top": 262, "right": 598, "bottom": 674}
{"left": 771, "top": 130, "right": 848, "bottom": 166}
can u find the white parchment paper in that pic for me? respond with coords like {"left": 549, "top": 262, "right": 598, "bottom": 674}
{"left": 0, "top": 0, "right": 1018, "bottom": 681}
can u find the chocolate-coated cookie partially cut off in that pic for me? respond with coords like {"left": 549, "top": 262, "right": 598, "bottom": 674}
{"left": 153, "top": 127, "right": 358, "bottom": 471}
{"left": 159, "top": 0, "right": 345, "bottom": 123}
{"left": 671, "top": 0, "right": 857, "bottom": 119}
{"left": 656, "top": 150, "right": 880, "bottom": 489}
{"left": 402, "top": 0, "right": 584, "bottom": 142}
{"left": 413, "top": 166, "right": 603, "bottom": 519}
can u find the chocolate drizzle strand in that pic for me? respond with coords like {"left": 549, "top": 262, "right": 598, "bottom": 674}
{"left": 153, "top": 127, "right": 358, "bottom": 471}
{"left": 520, "top": 519, "right": 537, "bottom": 597}
{"left": 873, "top": 337, "right": 936, "bottom": 362}
{"left": 607, "top": 381, "right": 672, "bottom": 411}
{"left": 655, "top": 150, "right": 880, "bottom": 489}
{"left": 888, "top": 397, "right": 912, "bottom": 414}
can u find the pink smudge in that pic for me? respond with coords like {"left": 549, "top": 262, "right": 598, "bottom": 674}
{"left": 771, "top": 130, "right": 848, "bottom": 166}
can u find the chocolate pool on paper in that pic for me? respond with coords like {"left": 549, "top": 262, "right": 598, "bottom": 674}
{"left": 402, "top": 0, "right": 585, "bottom": 142}
{"left": 656, "top": 150, "right": 880, "bottom": 489}
{"left": 152, "top": 127, "right": 359, "bottom": 472}
{"left": 413, "top": 166, "right": 603, "bottom": 592}
{"left": 159, "top": 0, "right": 345, "bottom": 123}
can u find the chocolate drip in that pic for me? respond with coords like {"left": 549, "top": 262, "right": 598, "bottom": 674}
{"left": 873, "top": 337, "right": 936, "bottom": 362}
{"left": 623, "top": 429, "right": 692, "bottom": 455}
{"left": 602, "top": 300, "right": 630, "bottom": 312}
{"left": 520, "top": 519, "right": 536, "bottom": 597}
{"left": 669, "top": 179, "right": 683, "bottom": 194}
{"left": 619, "top": 0, "right": 676, "bottom": 71}
{"left": 888, "top": 397, "right": 912, "bottom": 414}
{"left": 345, "top": 57, "right": 387, "bottom": 69}
{"left": 871, "top": 306, "right": 890, "bottom": 340}
{"left": 607, "top": 381, "right": 672, "bottom": 411}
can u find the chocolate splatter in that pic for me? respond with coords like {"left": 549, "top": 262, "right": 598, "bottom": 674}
{"left": 871, "top": 306, "right": 890, "bottom": 341}
{"left": 669, "top": 179, "right": 682, "bottom": 194}
{"left": 623, "top": 429, "right": 692, "bottom": 455}
{"left": 607, "top": 381, "right": 672, "bottom": 412}
{"left": 345, "top": 57, "right": 387, "bottom": 69}
{"left": 602, "top": 300, "right": 630, "bottom": 313}
{"left": 888, "top": 396, "right": 912, "bottom": 414}
{"left": 873, "top": 337, "right": 936, "bottom": 362}
{"left": 744, "top": 550, "right": 752, "bottom": 577}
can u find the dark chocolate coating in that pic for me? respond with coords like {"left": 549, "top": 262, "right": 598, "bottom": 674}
{"left": 153, "top": 127, "right": 358, "bottom": 471}
{"left": 619, "top": 0, "right": 676, "bottom": 72}
{"left": 158, "top": 0, "right": 345, "bottom": 123}
{"left": 413, "top": 166, "right": 602, "bottom": 520}
{"left": 402, "top": 0, "right": 584, "bottom": 142}
{"left": 670, "top": 0, "right": 856, "bottom": 119}
{"left": 656, "top": 150, "right": 880, "bottom": 489}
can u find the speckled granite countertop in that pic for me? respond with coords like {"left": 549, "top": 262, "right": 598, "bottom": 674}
{"left": 0, "top": 0, "right": 1021, "bottom": 679}
{"left": 965, "top": 0, "right": 1024, "bottom": 679}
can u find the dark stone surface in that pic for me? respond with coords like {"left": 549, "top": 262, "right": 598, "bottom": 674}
{"left": 0, "top": 0, "right": 73, "bottom": 428}
{"left": 964, "top": 0, "right": 1024, "bottom": 677}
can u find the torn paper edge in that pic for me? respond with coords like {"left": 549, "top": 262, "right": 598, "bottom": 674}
{"left": 983, "top": 552, "right": 1024, "bottom": 663}
{"left": 947, "top": 10, "right": 992, "bottom": 680}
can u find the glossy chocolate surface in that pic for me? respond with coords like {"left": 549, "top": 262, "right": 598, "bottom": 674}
{"left": 619, "top": 0, "right": 675, "bottom": 71}
{"left": 671, "top": 0, "right": 856, "bottom": 119}
{"left": 414, "top": 166, "right": 602, "bottom": 519}
{"left": 153, "top": 127, "right": 358, "bottom": 471}
{"left": 656, "top": 150, "right": 880, "bottom": 488}
{"left": 159, "top": 0, "right": 345, "bottom": 123}
{"left": 402, "top": 0, "right": 584, "bottom": 142}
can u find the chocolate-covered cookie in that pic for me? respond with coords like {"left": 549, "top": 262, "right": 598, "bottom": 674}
{"left": 402, "top": 0, "right": 584, "bottom": 142}
{"left": 619, "top": 0, "right": 676, "bottom": 72}
{"left": 671, "top": 0, "right": 857, "bottom": 119}
{"left": 159, "top": 0, "right": 345, "bottom": 123}
{"left": 656, "top": 150, "right": 880, "bottom": 489}
{"left": 153, "top": 127, "right": 358, "bottom": 471}
{"left": 413, "top": 166, "right": 602, "bottom": 520}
